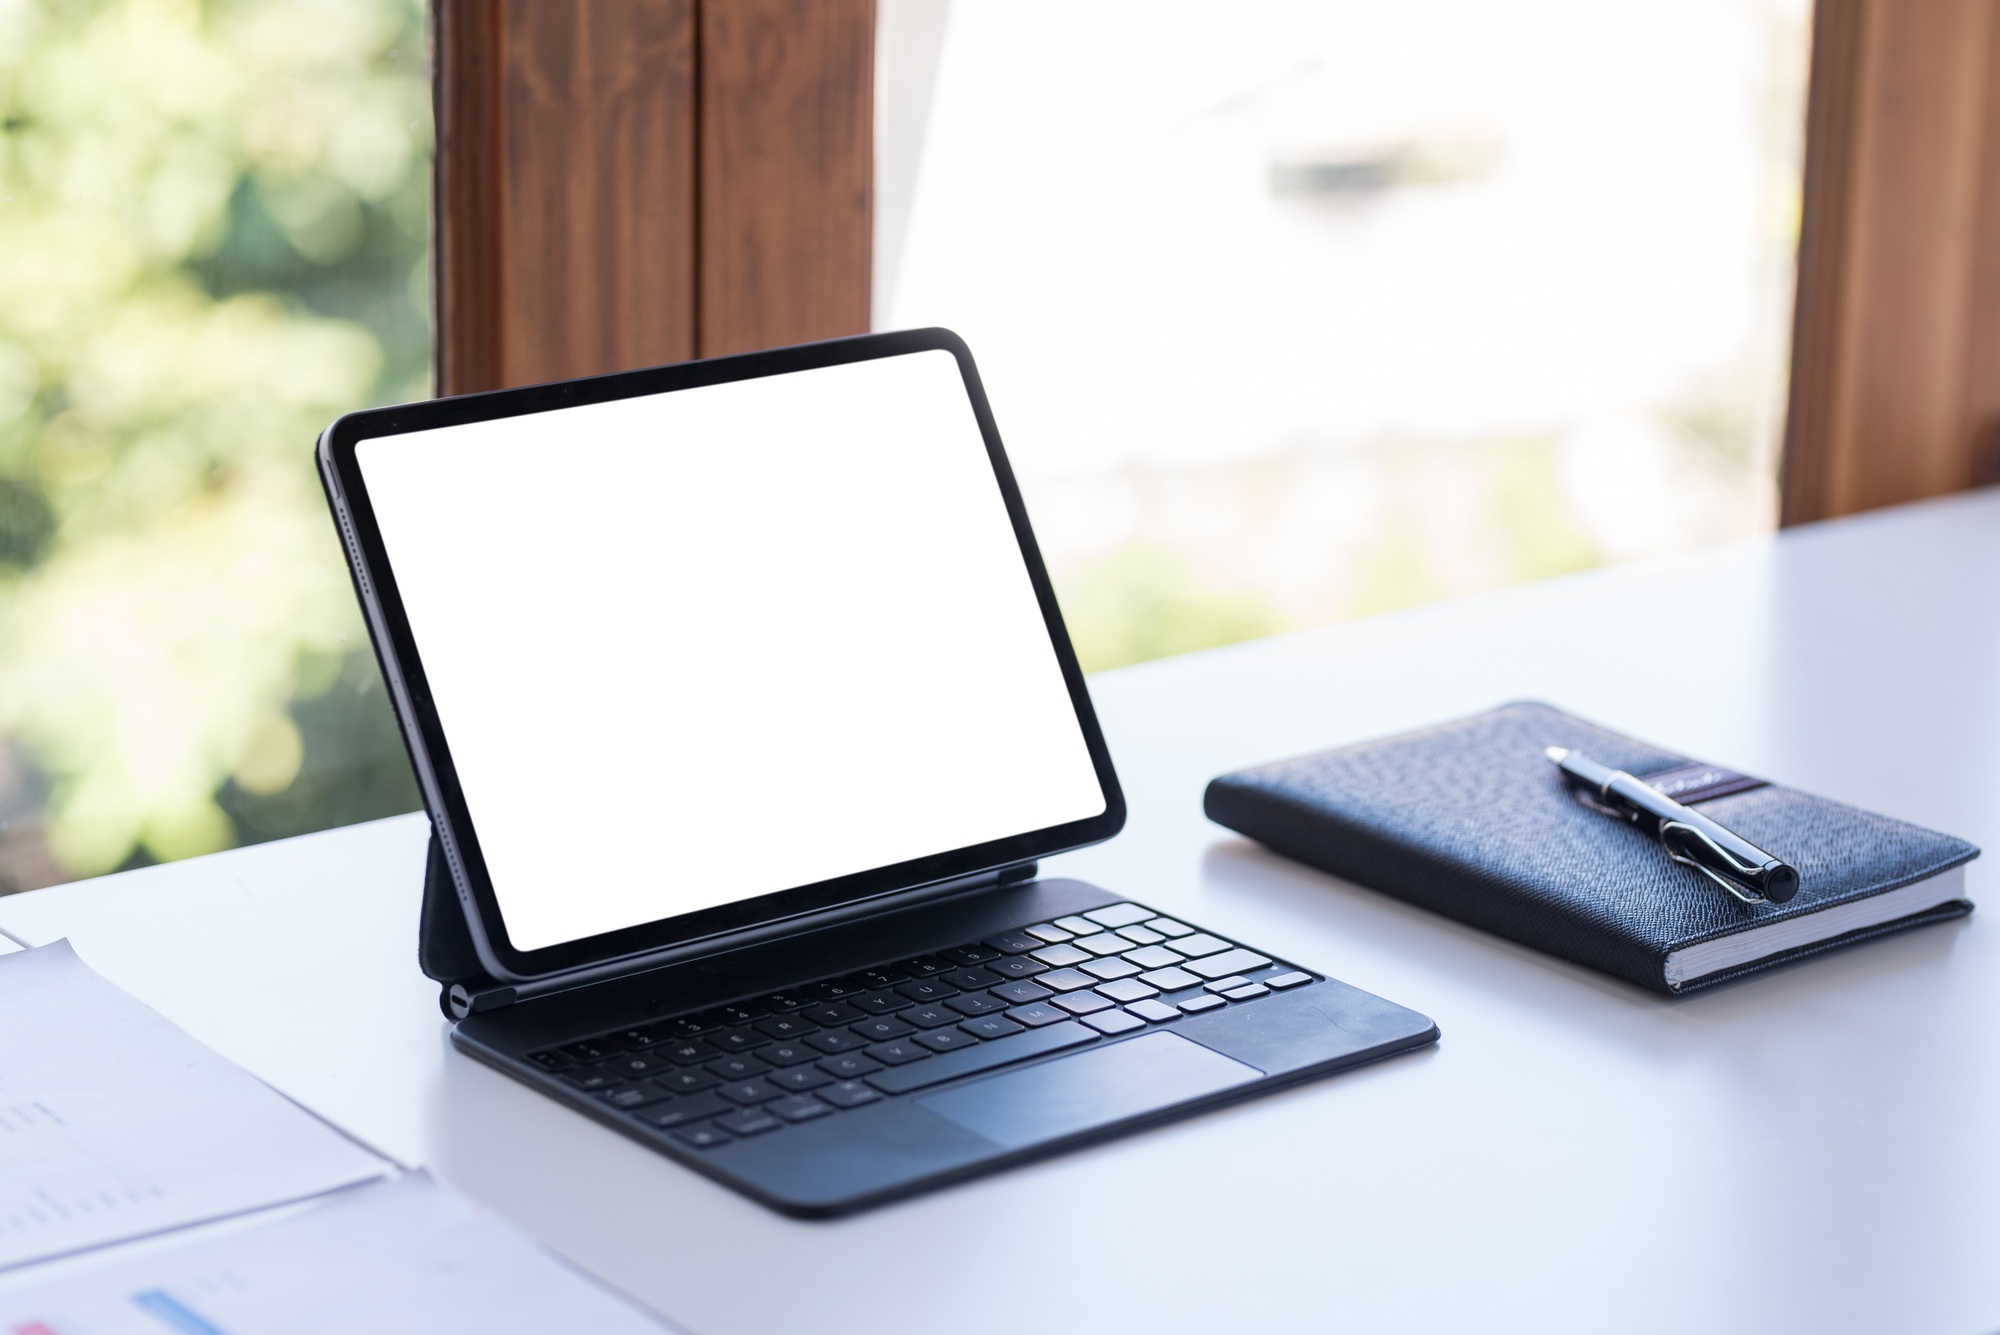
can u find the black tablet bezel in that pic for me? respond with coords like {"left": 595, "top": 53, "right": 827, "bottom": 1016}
{"left": 318, "top": 328, "right": 1126, "bottom": 982}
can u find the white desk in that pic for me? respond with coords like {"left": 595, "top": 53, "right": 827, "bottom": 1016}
{"left": 3, "top": 491, "right": 1996, "bottom": 1335}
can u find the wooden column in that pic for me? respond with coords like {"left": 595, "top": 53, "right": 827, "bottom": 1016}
{"left": 432, "top": 0, "right": 873, "bottom": 396}
{"left": 1781, "top": 0, "right": 2000, "bottom": 524}
{"left": 698, "top": 0, "right": 875, "bottom": 357}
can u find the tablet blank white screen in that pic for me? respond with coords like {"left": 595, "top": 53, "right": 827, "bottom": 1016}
{"left": 356, "top": 350, "right": 1106, "bottom": 952}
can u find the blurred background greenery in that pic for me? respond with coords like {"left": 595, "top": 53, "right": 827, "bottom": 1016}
{"left": 0, "top": 0, "right": 425, "bottom": 891}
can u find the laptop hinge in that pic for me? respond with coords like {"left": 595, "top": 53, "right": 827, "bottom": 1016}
{"left": 432, "top": 849, "right": 1039, "bottom": 1020}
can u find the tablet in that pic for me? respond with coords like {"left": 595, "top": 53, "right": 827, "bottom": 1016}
{"left": 318, "top": 330, "right": 1124, "bottom": 982}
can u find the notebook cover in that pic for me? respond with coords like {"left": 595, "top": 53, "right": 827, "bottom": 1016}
{"left": 1203, "top": 702, "right": 1979, "bottom": 994}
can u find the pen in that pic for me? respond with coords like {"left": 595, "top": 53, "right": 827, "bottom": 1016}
{"left": 1544, "top": 746, "right": 1800, "bottom": 904}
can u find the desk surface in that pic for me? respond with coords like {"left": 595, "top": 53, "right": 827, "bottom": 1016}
{"left": 3, "top": 492, "right": 1996, "bottom": 1335}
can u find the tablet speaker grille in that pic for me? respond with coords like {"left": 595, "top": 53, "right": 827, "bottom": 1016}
{"left": 333, "top": 501, "right": 372, "bottom": 603}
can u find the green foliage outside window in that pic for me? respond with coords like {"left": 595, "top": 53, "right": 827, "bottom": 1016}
{"left": 0, "top": 0, "right": 425, "bottom": 889}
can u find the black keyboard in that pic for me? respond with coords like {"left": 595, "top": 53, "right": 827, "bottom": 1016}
{"left": 521, "top": 902, "right": 1317, "bottom": 1150}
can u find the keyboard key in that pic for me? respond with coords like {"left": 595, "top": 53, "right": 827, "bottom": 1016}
{"left": 805, "top": 1029, "right": 868, "bottom": 1054}
{"left": 939, "top": 967, "right": 1001, "bottom": 990}
{"left": 817, "top": 1052, "right": 885, "bottom": 1079}
{"left": 638, "top": 1091, "right": 728, "bottom": 1127}
{"left": 1126, "top": 999, "right": 1181, "bottom": 1023}
{"left": 1188, "top": 949, "right": 1273, "bottom": 980}
{"left": 754, "top": 1014, "right": 819, "bottom": 1041}
{"left": 1023, "top": 923, "right": 1074, "bottom": 944}
{"left": 1095, "top": 978, "right": 1159, "bottom": 1003}
{"left": 1146, "top": 918, "right": 1194, "bottom": 937}
{"left": 709, "top": 1027, "right": 770, "bottom": 1054}
{"left": 1267, "top": 971, "right": 1313, "bottom": 990}
{"left": 895, "top": 955, "right": 953, "bottom": 977}
{"left": 865, "top": 1022, "right": 1098, "bottom": 1095}
{"left": 1029, "top": 943, "right": 1091, "bottom": 968}
{"left": 897, "top": 979, "right": 959, "bottom": 1003}
{"left": 1081, "top": 957, "right": 1141, "bottom": 981}
{"left": 559, "top": 1068, "right": 623, "bottom": 1093}
{"left": 939, "top": 944, "right": 1001, "bottom": 966}
{"left": 1115, "top": 925, "right": 1165, "bottom": 946}
{"left": 717, "top": 1078, "right": 784, "bottom": 1106}
{"left": 865, "top": 1039, "right": 931, "bottom": 1065}
{"left": 669, "top": 1123, "right": 732, "bottom": 1149}
{"left": 1007, "top": 1002, "right": 1069, "bottom": 1027}
{"left": 986, "top": 956, "right": 1049, "bottom": 981}
{"left": 1053, "top": 916, "right": 1098, "bottom": 935}
{"left": 1035, "top": 968, "right": 1097, "bottom": 992}
{"left": 982, "top": 931, "right": 1044, "bottom": 955}
{"left": 1179, "top": 995, "right": 1226, "bottom": 1015}
{"left": 753, "top": 989, "right": 815, "bottom": 1011}
{"left": 1053, "top": 991, "right": 1115, "bottom": 1016}
{"left": 913, "top": 1027, "right": 979, "bottom": 1052}
{"left": 818, "top": 1079, "right": 882, "bottom": 1109}
{"left": 797, "top": 1002, "right": 863, "bottom": 1026}
{"left": 607, "top": 1023, "right": 672, "bottom": 1048}
{"left": 599, "top": 1084, "right": 672, "bottom": 1110}
{"left": 704, "top": 1001, "right": 767, "bottom": 1026}
{"left": 600, "top": 1052, "right": 672, "bottom": 1079}
{"left": 1223, "top": 983, "right": 1271, "bottom": 1001}
{"left": 758, "top": 1042, "right": 819, "bottom": 1067}
{"left": 526, "top": 1050, "right": 571, "bottom": 1072}
{"left": 769, "top": 1064, "right": 835, "bottom": 1091}
{"left": 705, "top": 1054, "right": 772, "bottom": 1080}
{"left": 609, "top": 1083, "right": 676, "bottom": 1112}
{"left": 1139, "top": 966, "right": 1202, "bottom": 991}
{"left": 1122, "top": 946, "right": 1187, "bottom": 971}
{"left": 769, "top": 1094, "right": 834, "bottom": 1122}
{"left": 558, "top": 1039, "right": 618, "bottom": 1063}
{"left": 1202, "top": 976, "right": 1250, "bottom": 994}
{"left": 1072, "top": 932, "right": 1130, "bottom": 957}
{"left": 1168, "top": 933, "right": 1230, "bottom": 958}
{"left": 959, "top": 1014, "right": 1025, "bottom": 1040}
{"left": 1083, "top": 1009, "right": 1147, "bottom": 1035}
{"left": 851, "top": 989, "right": 912, "bottom": 1016}
{"left": 712, "top": 1108, "right": 781, "bottom": 1137}
{"left": 1083, "top": 902, "right": 1154, "bottom": 928}
{"left": 656, "top": 1068, "right": 721, "bottom": 1095}
{"left": 945, "top": 992, "right": 1008, "bottom": 1016}
{"left": 848, "top": 966, "right": 910, "bottom": 989}
{"left": 653, "top": 1038, "right": 718, "bottom": 1065}
{"left": 667, "top": 1016, "right": 720, "bottom": 1038}
{"left": 811, "top": 978, "right": 867, "bottom": 1001}
{"left": 901, "top": 1004, "right": 960, "bottom": 1029}
{"left": 850, "top": 1015, "right": 915, "bottom": 1041}
{"left": 992, "top": 979, "right": 1053, "bottom": 1004}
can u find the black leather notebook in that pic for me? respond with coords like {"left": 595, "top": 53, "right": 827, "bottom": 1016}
{"left": 1204, "top": 702, "right": 1978, "bottom": 994}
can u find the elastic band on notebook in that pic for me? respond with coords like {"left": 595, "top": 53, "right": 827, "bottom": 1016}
{"left": 1632, "top": 762, "right": 1768, "bottom": 806}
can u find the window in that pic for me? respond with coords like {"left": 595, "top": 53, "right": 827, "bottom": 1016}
{"left": 6, "top": 0, "right": 1986, "bottom": 893}
{"left": 0, "top": 0, "right": 426, "bottom": 890}
{"left": 877, "top": 0, "right": 1810, "bottom": 669}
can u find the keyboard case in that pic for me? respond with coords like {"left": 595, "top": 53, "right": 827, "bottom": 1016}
{"left": 441, "top": 873, "right": 1440, "bottom": 1217}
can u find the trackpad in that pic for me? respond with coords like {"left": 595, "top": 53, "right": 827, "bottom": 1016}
{"left": 917, "top": 1032, "right": 1262, "bottom": 1150}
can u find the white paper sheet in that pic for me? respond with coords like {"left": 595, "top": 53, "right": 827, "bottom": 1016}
{"left": 0, "top": 1174, "right": 681, "bottom": 1334}
{"left": 0, "top": 942, "right": 389, "bottom": 1270}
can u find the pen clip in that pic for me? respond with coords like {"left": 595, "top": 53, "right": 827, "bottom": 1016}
{"left": 1659, "top": 820, "right": 1767, "bottom": 905}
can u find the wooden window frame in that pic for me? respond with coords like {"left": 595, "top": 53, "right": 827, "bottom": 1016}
{"left": 431, "top": 0, "right": 873, "bottom": 397}
{"left": 433, "top": 2, "right": 1998, "bottom": 524}
{"left": 1782, "top": 0, "right": 2000, "bottom": 523}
